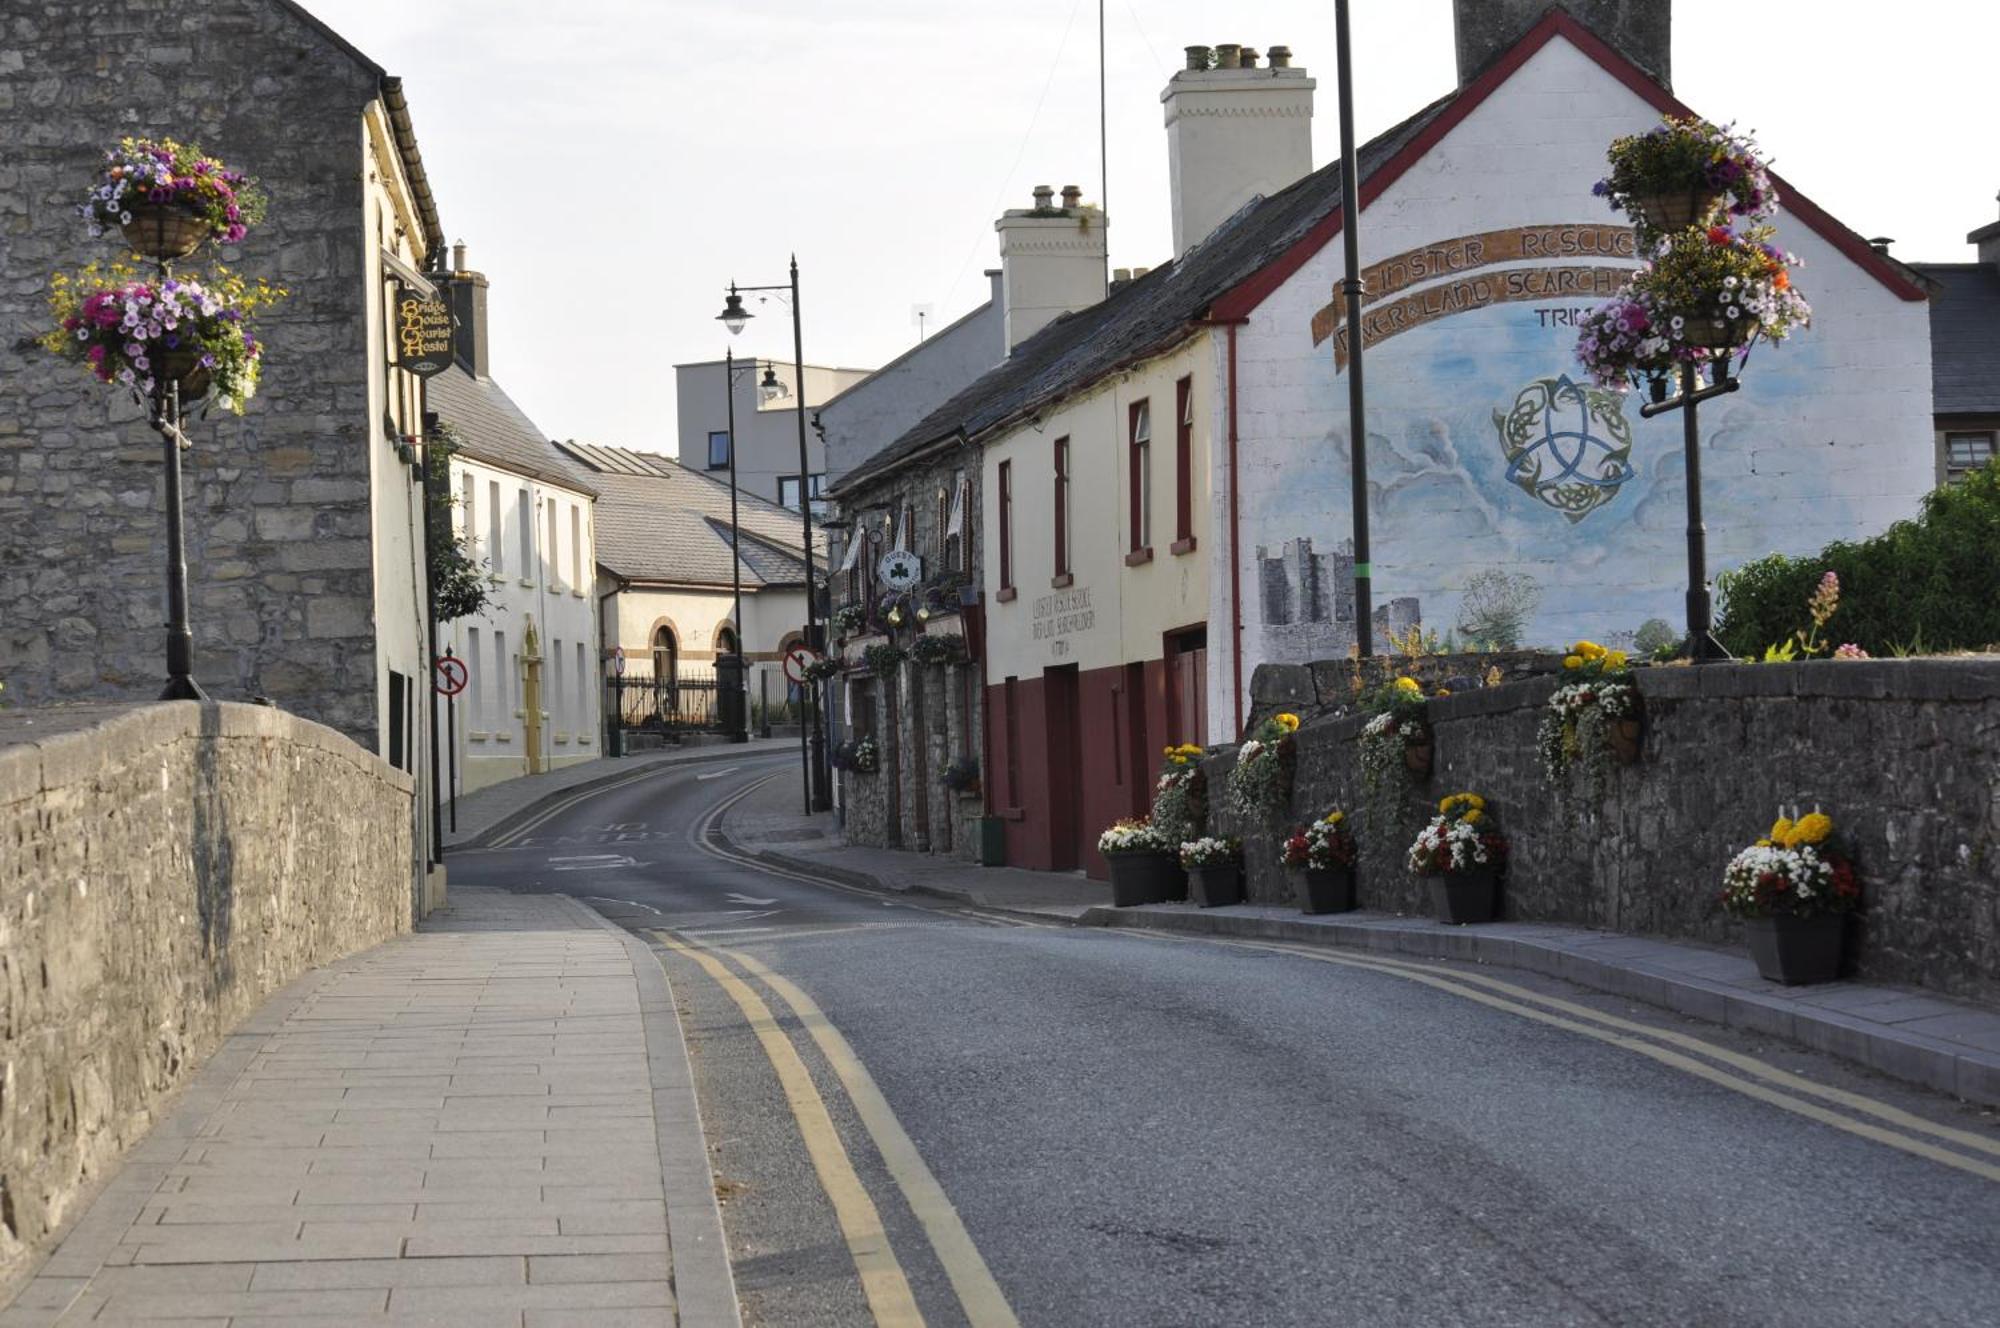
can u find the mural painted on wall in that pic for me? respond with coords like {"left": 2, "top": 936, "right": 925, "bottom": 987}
{"left": 1248, "top": 223, "right": 1854, "bottom": 657}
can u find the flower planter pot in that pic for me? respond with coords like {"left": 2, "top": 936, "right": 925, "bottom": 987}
{"left": 1187, "top": 864, "right": 1243, "bottom": 908}
{"left": 1427, "top": 870, "right": 1497, "bottom": 925}
{"left": 1293, "top": 865, "right": 1355, "bottom": 915}
{"left": 1404, "top": 740, "right": 1433, "bottom": 781}
{"left": 154, "top": 346, "right": 212, "bottom": 402}
{"left": 1107, "top": 850, "right": 1179, "bottom": 907}
{"left": 1744, "top": 914, "right": 1845, "bottom": 985}
{"left": 1682, "top": 316, "right": 1751, "bottom": 349}
{"left": 1609, "top": 716, "right": 1643, "bottom": 765}
{"left": 1631, "top": 188, "right": 1723, "bottom": 233}
{"left": 121, "top": 201, "right": 209, "bottom": 261}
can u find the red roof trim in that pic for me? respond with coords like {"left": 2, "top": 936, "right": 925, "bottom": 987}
{"left": 1209, "top": 7, "right": 1926, "bottom": 322}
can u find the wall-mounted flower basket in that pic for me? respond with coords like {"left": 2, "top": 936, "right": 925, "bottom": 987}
{"left": 860, "top": 643, "right": 905, "bottom": 676}
{"left": 908, "top": 634, "right": 966, "bottom": 667}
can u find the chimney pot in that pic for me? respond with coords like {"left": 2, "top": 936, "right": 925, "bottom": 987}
{"left": 1113, "top": 267, "right": 1132, "bottom": 284}
{"left": 1240, "top": 46, "right": 1259, "bottom": 68}
{"left": 1130, "top": 266, "right": 1150, "bottom": 279}
{"left": 1268, "top": 44, "right": 1292, "bottom": 68}
{"left": 1868, "top": 236, "right": 1894, "bottom": 255}
{"left": 1214, "top": 42, "right": 1241, "bottom": 69}
{"left": 1162, "top": 46, "right": 1314, "bottom": 256}
{"left": 1061, "top": 184, "right": 1082, "bottom": 210}
{"left": 451, "top": 239, "right": 466, "bottom": 271}
{"left": 1032, "top": 184, "right": 1054, "bottom": 210}
{"left": 1184, "top": 44, "right": 1212, "bottom": 71}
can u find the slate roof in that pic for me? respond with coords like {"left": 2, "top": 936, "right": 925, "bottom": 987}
{"left": 428, "top": 368, "right": 599, "bottom": 495}
{"left": 1909, "top": 262, "right": 2000, "bottom": 415}
{"left": 553, "top": 440, "right": 819, "bottom": 589}
{"left": 829, "top": 91, "right": 1458, "bottom": 497}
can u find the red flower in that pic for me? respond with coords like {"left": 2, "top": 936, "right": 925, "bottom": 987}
{"left": 1707, "top": 225, "right": 1733, "bottom": 246}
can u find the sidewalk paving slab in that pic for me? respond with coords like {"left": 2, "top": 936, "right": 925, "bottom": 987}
{"left": 715, "top": 778, "right": 2000, "bottom": 1111}
{"left": 0, "top": 888, "right": 740, "bottom": 1328}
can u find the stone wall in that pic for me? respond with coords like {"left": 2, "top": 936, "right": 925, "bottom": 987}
{"left": 0, "top": 702, "right": 414, "bottom": 1288}
{"left": 0, "top": 0, "right": 385, "bottom": 744}
{"left": 1212, "top": 658, "right": 2000, "bottom": 1005}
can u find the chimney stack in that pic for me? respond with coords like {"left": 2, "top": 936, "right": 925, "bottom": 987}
{"left": 1162, "top": 42, "right": 1315, "bottom": 258}
{"left": 1453, "top": 1, "right": 1671, "bottom": 89}
{"left": 995, "top": 185, "right": 1106, "bottom": 352}
{"left": 447, "top": 238, "right": 489, "bottom": 378}
{"left": 1973, "top": 191, "right": 2000, "bottom": 269}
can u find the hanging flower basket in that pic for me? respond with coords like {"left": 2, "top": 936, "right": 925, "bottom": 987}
{"left": 1593, "top": 117, "right": 1776, "bottom": 243}
{"left": 86, "top": 137, "right": 267, "bottom": 256}
{"left": 1680, "top": 315, "right": 1753, "bottom": 349}
{"left": 120, "top": 201, "right": 211, "bottom": 261}
{"left": 40, "top": 260, "right": 285, "bottom": 414}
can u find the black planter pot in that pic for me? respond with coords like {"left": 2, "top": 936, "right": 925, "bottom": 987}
{"left": 1293, "top": 865, "right": 1355, "bottom": 915}
{"left": 1107, "top": 850, "right": 1179, "bottom": 907}
{"left": 1187, "top": 864, "right": 1244, "bottom": 908}
{"left": 1744, "top": 914, "right": 1845, "bottom": 985}
{"left": 1427, "top": 870, "right": 1497, "bottom": 925}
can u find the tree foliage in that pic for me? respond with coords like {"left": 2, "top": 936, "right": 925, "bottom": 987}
{"left": 425, "top": 421, "right": 491, "bottom": 623}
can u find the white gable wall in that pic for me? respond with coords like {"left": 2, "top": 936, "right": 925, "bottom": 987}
{"left": 1214, "top": 34, "right": 1932, "bottom": 726}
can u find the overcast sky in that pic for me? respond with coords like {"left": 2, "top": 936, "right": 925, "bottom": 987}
{"left": 299, "top": 0, "right": 1998, "bottom": 453}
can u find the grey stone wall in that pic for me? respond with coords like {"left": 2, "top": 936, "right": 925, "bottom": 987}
{"left": 0, "top": 0, "right": 385, "bottom": 745}
{"left": 0, "top": 701, "right": 414, "bottom": 1289}
{"left": 1215, "top": 658, "right": 2000, "bottom": 1005}
{"left": 830, "top": 440, "right": 983, "bottom": 859}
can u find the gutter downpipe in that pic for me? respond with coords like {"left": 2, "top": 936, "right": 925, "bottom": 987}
{"left": 1198, "top": 315, "right": 1249, "bottom": 739}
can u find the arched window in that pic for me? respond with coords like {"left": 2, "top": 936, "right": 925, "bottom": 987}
{"left": 651, "top": 625, "right": 678, "bottom": 684}
{"left": 716, "top": 625, "right": 739, "bottom": 658}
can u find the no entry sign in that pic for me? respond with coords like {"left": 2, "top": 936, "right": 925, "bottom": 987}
{"left": 782, "top": 644, "right": 824, "bottom": 684}
{"left": 433, "top": 655, "right": 468, "bottom": 697}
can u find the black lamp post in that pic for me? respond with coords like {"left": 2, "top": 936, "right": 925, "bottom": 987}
{"left": 718, "top": 260, "right": 831, "bottom": 812}
{"left": 1334, "top": 0, "right": 1374, "bottom": 659}
{"left": 1640, "top": 352, "right": 1741, "bottom": 661}
{"left": 152, "top": 376, "right": 205, "bottom": 700}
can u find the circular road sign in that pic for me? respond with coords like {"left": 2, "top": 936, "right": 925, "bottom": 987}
{"left": 878, "top": 549, "right": 922, "bottom": 591}
{"left": 782, "top": 644, "right": 824, "bottom": 685}
{"left": 433, "top": 655, "right": 469, "bottom": 697}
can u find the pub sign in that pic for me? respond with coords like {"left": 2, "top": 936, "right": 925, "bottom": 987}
{"left": 394, "top": 284, "right": 456, "bottom": 377}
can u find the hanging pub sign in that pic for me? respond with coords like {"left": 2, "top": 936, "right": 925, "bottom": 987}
{"left": 394, "top": 284, "right": 456, "bottom": 377}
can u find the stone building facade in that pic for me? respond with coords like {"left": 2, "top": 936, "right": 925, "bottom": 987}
{"left": 829, "top": 443, "right": 984, "bottom": 858}
{"left": 0, "top": 0, "right": 440, "bottom": 757}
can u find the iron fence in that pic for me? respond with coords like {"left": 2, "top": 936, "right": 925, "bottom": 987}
{"left": 607, "top": 664, "right": 721, "bottom": 738}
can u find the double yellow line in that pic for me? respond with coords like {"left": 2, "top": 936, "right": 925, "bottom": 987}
{"left": 655, "top": 928, "right": 1020, "bottom": 1328}
{"left": 1172, "top": 933, "right": 2000, "bottom": 1184}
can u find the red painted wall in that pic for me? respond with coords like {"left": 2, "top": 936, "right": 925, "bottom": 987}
{"left": 988, "top": 659, "right": 1152, "bottom": 880}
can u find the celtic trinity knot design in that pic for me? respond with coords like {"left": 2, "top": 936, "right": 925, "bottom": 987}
{"left": 1491, "top": 374, "right": 1636, "bottom": 523}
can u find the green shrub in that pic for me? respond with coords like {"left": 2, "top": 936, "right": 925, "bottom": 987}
{"left": 1715, "top": 457, "right": 2000, "bottom": 656}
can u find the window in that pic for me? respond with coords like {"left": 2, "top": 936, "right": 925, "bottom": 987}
{"left": 779, "top": 472, "right": 826, "bottom": 512}
{"left": 461, "top": 471, "right": 476, "bottom": 544}
{"left": 487, "top": 480, "right": 503, "bottom": 576}
{"left": 1052, "top": 436, "right": 1071, "bottom": 582}
{"left": 388, "top": 671, "right": 410, "bottom": 772}
{"left": 652, "top": 625, "right": 677, "bottom": 683}
{"left": 936, "top": 487, "right": 950, "bottom": 565}
{"left": 575, "top": 642, "right": 589, "bottom": 736}
{"left": 946, "top": 474, "right": 967, "bottom": 573}
{"left": 516, "top": 488, "right": 532, "bottom": 582}
{"left": 708, "top": 430, "right": 731, "bottom": 469}
{"left": 546, "top": 498, "right": 560, "bottom": 589}
{"left": 571, "top": 506, "right": 584, "bottom": 591}
{"left": 551, "top": 637, "right": 565, "bottom": 730}
{"left": 997, "top": 460, "right": 1014, "bottom": 593}
{"left": 493, "top": 630, "right": 508, "bottom": 727}
{"left": 1128, "top": 400, "right": 1152, "bottom": 556}
{"left": 464, "top": 629, "right": 480, "bottom": 731}
{"left": 1174, "top": 376, "right": 1195, "bottom": 551}
{"left": 1945, "top": 431, "right": 1996, "bottom": 482}
{"left": 902, "top": 501, "right": 915, "bottom": 558}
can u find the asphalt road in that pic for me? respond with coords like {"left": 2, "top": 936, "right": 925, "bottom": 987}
{"left": 449, "top": 756, "right": 2000, "bottom": 1327}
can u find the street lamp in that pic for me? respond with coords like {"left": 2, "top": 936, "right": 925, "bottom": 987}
{"left": 715, "top": 261, "right": 831, "bottom": 812}
{"left": 1640, "top": 352, "right": 1740, "bottom": 661}
{"left": 717, "top": 348, "right": 755, "bottom": 744}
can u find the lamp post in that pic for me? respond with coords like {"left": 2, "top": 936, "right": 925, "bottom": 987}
{"left": 1334, "top": 0, "right": 1374, "bottom": 659}
{"left": 719, "top": 348, "right": 749, "bottom": 743}
{"left": 717, "top": 259, "right": 831, "bottom": 812}
{"left": 1639, "top": 353, "right": 1740, "bottom": 662}
{"left": 152, "top": 377, "right": 205, "bottom": 700}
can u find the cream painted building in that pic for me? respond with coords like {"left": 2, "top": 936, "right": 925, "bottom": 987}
{"left": 430, "top": 298, "right": 603, "bottom": 793}
{"left": 555, "top": 441, "right": 819, "bottom": 741}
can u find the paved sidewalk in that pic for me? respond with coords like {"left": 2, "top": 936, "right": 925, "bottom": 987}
{"left": 2, "top": 888, "right": 738, "bottom": 1328}
{"left": 720, "top": 787, "right": 2000, "bottom": 1110}
{"left": 446, "top": 739, "right": 796, "bottom": 849}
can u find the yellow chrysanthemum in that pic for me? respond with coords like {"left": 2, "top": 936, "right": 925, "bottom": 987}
{"left": 1276, "top": 713, "right": 1300, "bottom": 732}
{"left": 1563, "top": 655, "right": 1583, "bottom": 670}
{"left": 1792, "top": 812, "right": 1833, "bottom": 846}
{"left": 1604, "top": 650, "right": 1628, "bottom": 670}
{"left": 1769, "top": 816, "right": 1794, "bottom": 846}
{"left": 1393, "top": 676, "right": 1422, "bottom": 694}
{"left": 1463, "top": 809, "right": 1484, "bottom": 824}
{"left": 1466, "top": 794, "right": 1485, "bottom": 809}
{"left": 1322, "top": 810, "right": 1345, "bottom": 825}
{"left": 1575, "top": 640, "right": 1606, "bottom": 659}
